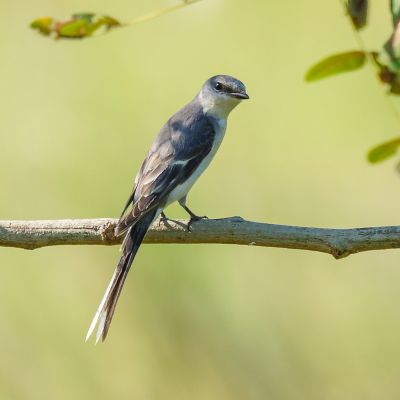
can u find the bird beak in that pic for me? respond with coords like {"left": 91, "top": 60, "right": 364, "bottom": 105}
{"left": 231, "top": 92, "right": 250, "bottom": 100}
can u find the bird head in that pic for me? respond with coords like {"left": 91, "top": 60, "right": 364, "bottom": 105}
{"left": 199, "top": 75, "right": 249, "bottom": 118}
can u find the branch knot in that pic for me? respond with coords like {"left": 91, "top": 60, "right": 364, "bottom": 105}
{"left": 99, "top": 220, "right": 117, "bottom": 244}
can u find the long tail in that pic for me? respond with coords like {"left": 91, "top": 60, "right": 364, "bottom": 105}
{"left": 85, "top": 210, "right": 157, "bottom": 343}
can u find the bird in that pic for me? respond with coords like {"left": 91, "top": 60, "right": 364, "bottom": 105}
{"left": 85, "top": 75, "right": 249, "bottom": 343}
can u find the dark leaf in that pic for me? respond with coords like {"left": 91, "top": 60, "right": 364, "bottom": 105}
{"left": 378, "top": 68, "right": 397, "bottom": 85}
{"left": 368, "top": 137, "right": 400, "bottom": 163}
{"left": 305, "top": 51, "right": 366, "bottom": 82}
{"left": 371, "top": 52, "right": 400, "bottom": 94}
{"left": 347, "top": 0, "right": 368, "bottom": 29}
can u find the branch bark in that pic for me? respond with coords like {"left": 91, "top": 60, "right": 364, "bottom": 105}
{"left": 1, "top": 217, "right": 400, "bottom": 259}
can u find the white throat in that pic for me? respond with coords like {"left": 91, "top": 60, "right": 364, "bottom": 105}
{"left": 198, "top": 91, "right": 240, "bottom": 120}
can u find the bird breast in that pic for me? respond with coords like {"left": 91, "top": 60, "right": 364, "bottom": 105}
{"left": 165, "top": 122, "right": 226, "bottom": 206}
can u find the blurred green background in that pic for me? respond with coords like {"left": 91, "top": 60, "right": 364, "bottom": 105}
{"left": 2, "top": 0, "right": 400, "bottom": 399}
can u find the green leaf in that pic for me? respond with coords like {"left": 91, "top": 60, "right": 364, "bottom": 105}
{"left": 391, "top": 0, "right": 400, "bottom": 27}
{"left": 30, "top": 13, "right": 121, "bottom": 39}
{"left": 347, "top": 0, "right": 368, "bottom": 29}
{"left": 368, "top": 138, "right": 400, "bottom": 163}
{"left": 30, "top": 17, "right": 53, "bottom": 36}
{"left": 57, "top": 18, "right": 90, "bottom": 38}
{"left": 305, "top": 51, "right": 366, "bottom": 82}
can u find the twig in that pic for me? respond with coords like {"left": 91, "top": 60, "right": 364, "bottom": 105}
{"left": 129, "top": 0, "right": 203, "bottom": 25}
{"left": 1, "top": 217, "right": 400, "bottom": 259}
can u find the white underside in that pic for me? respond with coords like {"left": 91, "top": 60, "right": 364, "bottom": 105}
{"left": 165, "top": 122, "right": 226, "bottom": 206}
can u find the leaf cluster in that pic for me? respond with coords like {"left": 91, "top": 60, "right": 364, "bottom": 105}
{"left": 305, "top": 1, "right": 400, "bottom": 165}
{"left": 29, "top": 1, "right": 201, "bottom": 41}
{"left": 30, "top": 14, "right": 121, "bottom": 39}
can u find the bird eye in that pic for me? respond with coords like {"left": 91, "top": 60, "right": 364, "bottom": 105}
{"left": 215, "top": 82, "right": 223, "bottom": 91}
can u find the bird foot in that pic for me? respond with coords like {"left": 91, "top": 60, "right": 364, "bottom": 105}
{"left": 159, "top": 216, "right": 168, "bottom": 224}
{"left": 158, "top": 213, "right": 171, "bottom": 226}
{"left": 187, "top": 215, "right": 208, "bottom": 232}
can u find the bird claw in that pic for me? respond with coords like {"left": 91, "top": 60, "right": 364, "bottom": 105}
{"left": 158, "top": 217, "right": 166, "bottom": 227}
{"left": 159, "top": 212, "right": 171, "bottom": 226}
{"left": 187, "top": 215, "right": 208, "bottom": 232}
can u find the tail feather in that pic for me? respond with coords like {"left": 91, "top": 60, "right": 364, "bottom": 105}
{"left": 86, "top": 210, "right": 157, "bottom": 343}
{"left": 85, "top": 267, "right": 118, "bottom": 342}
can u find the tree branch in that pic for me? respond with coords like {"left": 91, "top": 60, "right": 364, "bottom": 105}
{"left": 1, "top": 217, "right": 400, "bottom": 259}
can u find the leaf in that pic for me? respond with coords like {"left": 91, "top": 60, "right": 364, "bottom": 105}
{"left": 30, "top": 17, "right": 53, "bottom": 36}
{"left": 30, "top": 13, "right": 121, "bottom": 39}
{"left": 347, "top": 0, "right": 368, "bottom": 29}
{"left": 305, "top": 51, "right": 366, "bottom": 82}
{"left": 368, "top": 138, "right": 400, "bottom": 163}
{"left": 56, "top": 18, "right": 90, "bottom": 38}
{"left": 391, "top": 0, "right": 400, "bottom": 27}
{"left": 370, "top": 51, "right": 400, "bottom": 94}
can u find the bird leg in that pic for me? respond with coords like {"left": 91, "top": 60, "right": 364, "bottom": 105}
{"left": 159, "top": 211, "right": 170, "bottom": 225}
{"left": 178, "top": 197, "right": 207, "bottom": 231}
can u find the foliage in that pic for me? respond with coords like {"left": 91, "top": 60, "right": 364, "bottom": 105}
{"left": 30, "top": 0, "right": 201, "bottom": 40}
{"left": 305, "top": 52, "right": 366, "bottom": 82}
{"left": 368, "top": 137, "right": 400, "bottom": 162}
{"left": 305, "top": 1, "right": 400, "bottom": 167}
{"left": 348, "top": 0, "right": 368, "bottom": 29}
{"left": 30, "top": 14, "right": 120, "bottom": 39}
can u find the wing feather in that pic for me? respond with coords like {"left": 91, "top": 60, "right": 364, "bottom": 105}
{"left": 115, "top": 101, "right": 216, "bottom": 236}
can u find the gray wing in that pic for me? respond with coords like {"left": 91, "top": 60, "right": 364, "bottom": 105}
{"left": 115, "top": 101, "right": 216, "bottom": 236}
